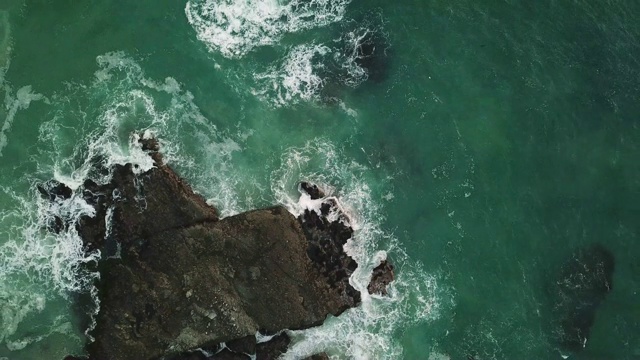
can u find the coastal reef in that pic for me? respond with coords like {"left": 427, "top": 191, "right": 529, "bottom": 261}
{"left": 47, "top": 136, "right": 393, "bottom": 360}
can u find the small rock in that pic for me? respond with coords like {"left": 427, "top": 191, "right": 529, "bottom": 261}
{"left": 37, "top": 179, "right": 72, "bottom": 201}
{"left": 367, "top": 260, "right": 395, "bottom": 296}
{"left": 300, "top": 182, "right": 324, "bottom": 200}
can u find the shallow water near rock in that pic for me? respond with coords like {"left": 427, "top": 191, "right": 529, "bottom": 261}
{"left": 0, "top": 0, "right": 639, "bottom": 359}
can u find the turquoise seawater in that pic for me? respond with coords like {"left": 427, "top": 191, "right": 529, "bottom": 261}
{"left": 0, "top": 0, "right": 639, "bottom": 359}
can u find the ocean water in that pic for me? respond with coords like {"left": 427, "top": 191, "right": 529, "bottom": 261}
{"left": 0, "top": 0, "right": 639, "bottom": 359}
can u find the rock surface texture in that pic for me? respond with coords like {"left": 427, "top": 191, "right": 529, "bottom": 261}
{"left": 60, "top": 138, "right": 393, "bottom": 360}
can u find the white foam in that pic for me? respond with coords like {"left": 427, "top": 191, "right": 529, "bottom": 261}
{"left": 185, "top": 0, "right": 350, "bottom": 58}
{"left": 0, "top": 184, "right": 101, "bottom": 346}
{"left": 336, "top": 26, "right": 372, "bottom": 87}
{"left": 271, "top": 139, "right": 444, "bottom": 359}
{"left": 0, "top": 51, "right": 248, "bottom": 350}
{"left": 247, "top": 22, "right": 387, "bottom": 107}
{"left": 253, "top": 44, "right": 330, "bottom": 106}
{"left": 0, "top": 86, "right": 47, "bottom": 157}
{"left": 92, "top": 52, "right": 251, "bottom": 217}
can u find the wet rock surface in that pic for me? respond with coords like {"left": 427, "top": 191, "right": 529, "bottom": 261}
{"left": 298, "top": 198, "right": 361, "bottom": 307}
{"left": 37, "top": 179, "right": 73, "bottom": 201}
{"left": 60, "top": 138, "right": 393, "bottom": 359}
{"left": 368, "top": 260, "right": 395, "bottom": 296}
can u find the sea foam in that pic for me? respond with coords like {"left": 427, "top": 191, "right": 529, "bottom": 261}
{"left": 272, "top": 139, "right": 444, "bottom": 359}
{"left": 185, "top": 0, "right": 350, "bottom": 58}
{"left": 0, "top": 86, "right": 47, "bottom": 157}
{"left": 185, "top": 0, "right": 387, "bottom": 109}
{"left": 0, "top": 51, "right": 249, "bottom": 353}
{"left": 252, "top": 44, "right": 330, "bottom": 106}
{"left": 249, "top": 19, "right": 389, "bottom": 108}
{"left": 43, "top": 51, "right": 249, "bottom": 217}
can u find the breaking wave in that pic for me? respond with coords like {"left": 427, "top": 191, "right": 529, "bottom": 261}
{"left": 250, "top": 20, "right": 389, "bottom": 107}
{"left": 185, "top": 0, "right": 350, "bottom": 58}
{"left": 271, "top": 139, "right": 446, "bottom": 359}
{"left": 184, "top": 0, "right": 388, "bottom": 108}
{"left": 0, "top": 51, "right": 251, "bottom": 355}
{"left": 45, "top": 51, "right": 251, "bottom": 216}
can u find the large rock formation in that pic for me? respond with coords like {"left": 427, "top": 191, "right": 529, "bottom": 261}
{"left": 54, "top": 137, "right": 393, "bottom": 360}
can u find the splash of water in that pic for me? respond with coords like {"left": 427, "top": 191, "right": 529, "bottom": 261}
{"left": 271, "top": 139, "right": 445, "bottom": 359}
{"left": 185, "top": 0, "right": 350, "bottom": 58}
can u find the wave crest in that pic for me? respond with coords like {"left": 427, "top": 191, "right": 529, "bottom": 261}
{"left": 185, "top": 0, "right": 350, "bottom": 58}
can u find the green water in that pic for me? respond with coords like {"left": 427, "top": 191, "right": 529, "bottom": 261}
{"left": 0, "top": 0, "right": 639, "bottom": 359}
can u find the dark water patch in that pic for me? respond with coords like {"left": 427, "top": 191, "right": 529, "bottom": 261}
{"left": 314, "top": 13, "right": 391, "bottom": 104}
{"left": 349, "top": 27, "right": 391, "bottom": 84}
{"left": 548, "top": 243, "right": 615, "bottom": 355}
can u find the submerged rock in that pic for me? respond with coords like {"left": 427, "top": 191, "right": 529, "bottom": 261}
{"left": 352, "top": 30, "right": 390, "bottom": 84}
{"left": 59, "top": 137, "right": 393, "bottom": 359}
{"left": 550, "top": 243, "right": 615, "bottom": 354}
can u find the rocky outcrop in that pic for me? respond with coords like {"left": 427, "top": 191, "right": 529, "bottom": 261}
{"left": 368, "top": 260, "right": 394, "bottom": 296}
{"left": 298, "top": 182, "right": 360, "bottom": 308}
{"left": 297, "top": 182, "right": 395, "bottom": 301}
{"left": 55, "top": 137, "right": 393, "bottom": 360}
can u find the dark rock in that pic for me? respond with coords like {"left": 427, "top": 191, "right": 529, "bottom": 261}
{"left": 299, "top": 202, "right": 360, "bottom": 309}
{"left": 37, "top": 179, "right": 72, "bottom": 201}
{"left": 81, "top": 179, "right": 105, "bottom": 207}
{"left": 367, "top": 260, "right": 394, "bottom": 296}
{"left": 255, "top": 333, "right": 291, "bottom": 360}
{"left": 46, "top": 215, "right": 66, "bottom": 234}
{"left": 296, "top": 181, "right": 394, "bottom": 302}
{"left": 70, "top": 141, "right": 355, "bottom": 360}
{"left": 209, "top": 349, "right": 250, "bottom": 360}
{"left": 300, "top": 182, "right": 324, "bottom": 200}
{"left": 36, "top": 180, "right": 73, "bottom": 233}
{"left": 76, "top": 151, "right": 218, "bottom": 254}
{"left": 139, "top": 136, "right": 163, "bottom": 165}
{"left": 86, "top": 204, "right": 349, "bottom": 359}
{"left": 58, "top": 138, "right": 394, "bottom": 360}
{"left": 550, "top": 243, "right": 615, "bottom": 354}
{"left": 225, "top": 335, "right": 256, "bottom": 355}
